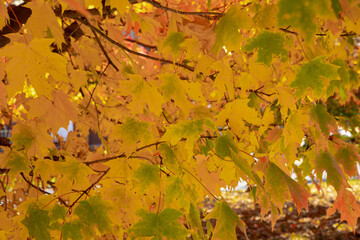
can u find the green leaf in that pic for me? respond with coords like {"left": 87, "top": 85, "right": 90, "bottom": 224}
{"left": 204, "top": 201, "right": 248, "bottom": 240}
{"left": 330, "top": 0, "right": 342, "bottom": 17}
{"left": 10, "top": 123, "right": 35, "bottom": 151}
{"left": 277, "top": 0, "right": 331, "bottom": 41}
{"left": 188, "top": 203, "right": 205, "bottom": 239}
{"left": 310, "top": 104, "right": 337, "bottom": 136}
{"left": 335, "top": 145, "right": 360, "bottom": 177}
{"left": 244, "top": 30, "right": 287, "bottom": 67}
{"left": 163, "top": 32, "right": 186, "bottom": 54}
{"left": 74, "top": 195, "right": 111, "bottom": 234}
{"left": 214, "top": 132, "right": 238, "bottom": 158}
{"left": 133, "top": 163, "right": 160, "bottom": 192}
{"left": 50, "top": 204, "right": 67, "bottom": 230}
{"left": 129, "top": 208, "right": 188, "bottom": 240}
{"left": 315, "top": 150, "right": 349, "bottom": 192}
{"left": 5, "top": 151, "right": 29, "bottom": 173}
{"left": 290, "top": 56, "right": 339, "bottom": 98}
{"left": 159, "top": 143, "right": 178, "bottom": 166}
{"left": 159, "top": 73, "right": 193, "bottom": 114}
{"left": 333, "top": 59, "right": 349, "bottom": 85}
{"left": 50, "top": 204, "right": 66, "bottom": 222}
{"left": 113, "top": 117, "right": 153, "bottom": 155}
{"left": 212, "top": 3, "right": 252, "bottom": 54}
{"left": 62, "top": 222, "right": 83, "bottom": 240}
{"left": 162, "top": 119, "right": 211, "bottom": 157}
{"left": 21, "top": 204, "right": 51, "bottom": 240}
{"left": 265, "top": 162, "right": 311, "bottom": 212}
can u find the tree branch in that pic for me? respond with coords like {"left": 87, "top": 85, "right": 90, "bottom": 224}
{"left": 124, "top": 38, "right": 157, "bottom": 50}
{"left": 20, "top": 172, "right": 69, "bottom": 207}
{"left": 133, "top": 0, "right": 223, "bottom": 18}
{"left": 67, "top": 168, "right": 109, "bottom": 212}
{"left": 90, "top": 27, "right": 119, "bottom": 71}
{"left": 67, "top": 16, "right": 195, "bottom": 72}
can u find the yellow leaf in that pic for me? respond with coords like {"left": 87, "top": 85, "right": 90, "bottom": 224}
{"left": 118, "top": 75, "right": 164, "bottom": 115}
{"left": 28, "top": 90, "right": 77, "bottom": 132}
{"left": 112, "top": 118, "right": 154, "bottom": 156}
{"left": 26, "top": 0, "right": 65, "bottom": 46}
{"left": 159, "top": 73, "right": 192, "bottom": 115}
{"left": 1, "top": 39, "right": 68, "bottom": 99}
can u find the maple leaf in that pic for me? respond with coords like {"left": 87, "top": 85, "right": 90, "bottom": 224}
{"left": 216, "top": 98, "right": 261, "bottom": 137}
{"left": 110, "top": 0, "right": 129, "bottom": 16}
{"left": 315, "top": 150, "right": 349, "bottom": 192}
{"left": 57, "top": 156, "right": 94, "bottom": 190}
{"left": 22, "top": 204, "right": 51, "bottom": 240}
{"left": 28, "top": 90, "right": 78, "bottom": 132}
{"left": 215, "top": 132, "right": 238, "bottom": 158}
{"left": 327, "top": 187, "right": 360, "bottom": 227}
{"left": 162, "top": 32, "right": 186, "bottom": 57}
{"left": 159, "top": 73, "right": 192, "bottom": 115}
{"left": 0, "top": 2, "right": 8, "bottom": 30}
{"left": 113, "top": 118, "right": 154, "bottom": 155}
{"left": 335, "top": 144, "right": 360, "bottom": 177}
{"left": 188, "top": 202, "right": 206, "bottom": 239}
{"left": 118, "top": 74, "right": 164, "bottom": 115}
{"left": 212, "top": 3, "right": 252, "bottom": 54}
{"left": 133, "top": 163, "right": 160, "bottom": 192}
{"left": 265, "top": 162, "right": 310, "bottom": 212}
{"left": 128, "top": 208, "right": 188, "bottom": 240}
{"left": 253, "top": 4, "right": 278, "bottom": 29}
{"left": 0, "top": 39, "right": 68, "bottom": 98}
{"left": 62, "top": 222, "right": 83, "bottom": 240}
{"left": 310, "top": 103, "right": 337, "bottom": 136}
{"left": 204, "top": 201, "right": 248, "bottom": 240}
{"left": 290, "top": 56, "right": 340, "bottom": 99}
{"left": 3, "top": 0, "right": 360, "bottom": 238}
{"left": 244, "top": 30, "right": 287, "bottom": 67}
{"left": 277, "top": 0, "right": 332, "bottom": 41}
{"left": 162, "top": 119, "right": 212, "bottom": 156}
{"left": 10, "top": 122, "right": 54, "bottom": 158}
{"left": 26, "top": 0, "right": 65, "bottom": 46}
{"left": 74, "top": 195, "right": 111, "bottom": 234}
{"left": 4, "top": 151, "right": 29, "bottom": 174}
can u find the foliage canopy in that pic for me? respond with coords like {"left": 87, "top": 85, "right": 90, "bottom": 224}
{"left": 0, "top": 0, "right": 360, "bottom": 239}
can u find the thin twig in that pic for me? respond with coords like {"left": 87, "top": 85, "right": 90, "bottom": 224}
{"left": 182, "top": 167, "right": 220, "bottom": 201}
{"left": 124, "top": 38, "right": 157, "bottom": 50}
{"left": 5, "top": 0, "right": 28, "bottom": 44}
{"left": 90, "top": 28, "right": 119, "bottom": 71}
{"left": 69, "top": 17, "right": 195, "bottom": 72}
{"left": 201, "top": 138, "right": 232, "bottom": 162}
{"left": 20, "top": 173, "right": 69, "bottom": 207}
{"left": 67, "top": 168, "right": 109, "bottom": 213}
{"left": 134, "top": 0, "right": 223, "bottom": 17}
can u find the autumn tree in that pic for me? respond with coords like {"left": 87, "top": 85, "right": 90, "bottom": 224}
{"left": 0, "top": 0, "right": 360, "bottom": 239}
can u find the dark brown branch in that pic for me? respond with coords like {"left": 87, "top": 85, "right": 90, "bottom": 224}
{"left": 0, "top": 137, "right": 11, "bottom": 147}
{"left": 68, "top": 168, "right": 109, "bottom": 212}
{"left": 90, "top": 28, "right": 119, "bottom": 71}
{"left": 124, "top": 38, "right": 157, "bottom": 50}
{"left": 130, "top": 0, "right": 223, "bottom": 17}
{"left": 85, "top": 153, "right": 126, "bottom": 165}
{"left": 20, "top": 172, "right": 69, "bottom": 207}
{"left": 85, "top": 135, "right": 217, "bottom": 165}
{"left": 68, "top": 17, "right": 195, "bottom": 72}
{"left": 279, "top": 27, "right": 298, "bottom": 35}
